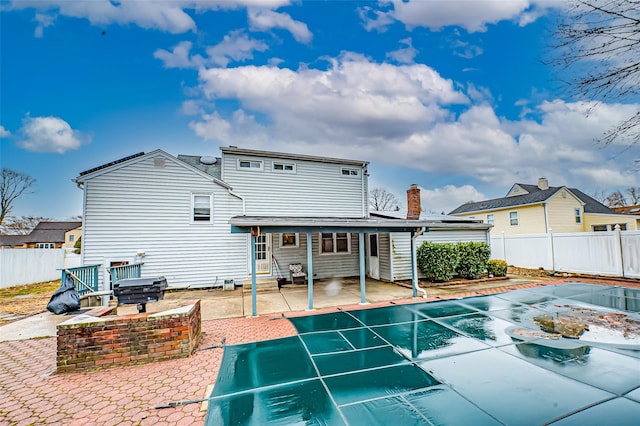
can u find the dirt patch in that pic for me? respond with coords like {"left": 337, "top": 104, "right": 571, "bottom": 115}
{"left": 0, "top": 280, "right": 59, "bottom": 326}
{"left": 507, "top": 266, "right": 551, "bottom": 277}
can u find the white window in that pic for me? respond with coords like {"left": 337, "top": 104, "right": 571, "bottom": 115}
{"left": 509, "top": 211, "right": 519, "bottom": 226}
{"left": 574, "top": 208, "right": 582, "bottom": 224}
{"left": 280, "top": 233, "right": 299, "bottom": 248}
{"left": 273, "top": 162, "right": 296, "bottom": 173}
{"left": 319, "top": 232, "right": 351, "bottom": 254}
{"left": 68, "top": 235, "right": 75, "bottom": 242}
{"left": 487, "top": 214, "right": 494, "bottom": 225}
{"left": 192, "top": 193, "right": 213, "bottom": 222}
{"left": 238, "top": 159, "right": 263, "bottom": 170}
{"left": 341, "top": 168, "right": 359, "bottom": 177}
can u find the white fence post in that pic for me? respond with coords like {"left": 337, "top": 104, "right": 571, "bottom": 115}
{"left": 501, "top": 232, "right": 507, "bottom": 264}
{"left": 615, "top": 225, "right": 624, "bottom": 278}
{"left": 548, "top": 229, "right": 555, "bottom": 272}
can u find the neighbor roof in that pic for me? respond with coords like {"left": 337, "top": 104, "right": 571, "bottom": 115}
{"left": 22, "top": 221, "right": 81, "bottom": 243}
{"left": 449, "top": 184, "right": 617, "bottom": 215}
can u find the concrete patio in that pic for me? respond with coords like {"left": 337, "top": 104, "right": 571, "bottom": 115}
{"left": 0, "top": 276, "right": 550, "bottom": 342}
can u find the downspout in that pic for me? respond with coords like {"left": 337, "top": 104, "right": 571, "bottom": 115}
{"left": 411, "top": 227, "right": 427, "bottom": 298}
{"left": 228, "top": 189, "right": 246, "bottom": 215}
{"left": 361, "top": 164, "right": 367, "bottom": 217}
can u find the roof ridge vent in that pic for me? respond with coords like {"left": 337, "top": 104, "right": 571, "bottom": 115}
{"left": 200, "top": 156, "right": 217, "bottom": 165}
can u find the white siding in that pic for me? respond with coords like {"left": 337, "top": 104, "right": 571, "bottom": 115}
{"left": 270, "top": 233, "right": 361, "bottom": 280}
{"left": 82, "top": 153, "right": 246, "bottom": 289}
{"left": 378, "top": 233, "right": 392, "bottom": 281}
{"left": 389, "top": 229, "right": 489, "bottom": 281}
{"left": 222, "top": 153, "right": 367, "bottom": 217}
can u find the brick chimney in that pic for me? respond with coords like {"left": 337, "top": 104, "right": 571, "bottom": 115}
{"left": 538, "top": 177, "right": 549, "bottom": 190}
{"left": 406, "top": 184, "right": 421, "bottom": 220}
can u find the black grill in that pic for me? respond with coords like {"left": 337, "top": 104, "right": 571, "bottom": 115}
{"left": 114, "top": 277, "right": 167, "bottom": 313}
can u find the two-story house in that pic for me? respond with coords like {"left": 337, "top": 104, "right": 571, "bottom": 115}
{"left": 75, "top": 147, "right": 490, "bottom": 313}
{"left": 449, "top": 178, "right": 639, "bottom": 234}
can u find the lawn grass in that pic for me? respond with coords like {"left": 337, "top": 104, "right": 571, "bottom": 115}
{"left": 0, "top": 280, "right": 61, "bottom": 326}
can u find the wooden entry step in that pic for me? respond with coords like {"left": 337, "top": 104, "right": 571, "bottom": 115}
{"left": 242, "top": 278, "right": 279, "bottom": 293}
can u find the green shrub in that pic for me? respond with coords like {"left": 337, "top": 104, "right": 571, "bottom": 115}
{"left": 74, "top": 236, "right": 82, "bottom": 254}
{"left": 487, "top": 259, "right": 508, "bottom": 277}
{"left": 455, "top": 242, "right": 491, "bottom": 279}
{"left": 416, "top": 241, "right": 459, "bottom": 282}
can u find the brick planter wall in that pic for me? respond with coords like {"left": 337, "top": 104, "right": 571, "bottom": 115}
{"left": 56, "top": 300, "right": 201, "bottom": 373}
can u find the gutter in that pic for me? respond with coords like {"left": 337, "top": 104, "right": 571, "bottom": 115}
{"left": 228, "top": 189, "right": 246, "bottom": 215}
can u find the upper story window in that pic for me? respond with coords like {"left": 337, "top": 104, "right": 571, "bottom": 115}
{"left": 238, "top": 159, "right": 263, "bottom": 170}
{"left": 320, "top": 232, "right": 350, "bottom": 254}
{"left": 280, "top": 233, "right": 299, "bottom": 248}
{"left": 509, "top": 211, "right": 519, "bottom": 226}
{"left": 487, "top": 214, "right": 494, "bottom": 225}
{"left": 68, "top": 235, "right": 75, "bottom": 242}
{"left": 341, "top": 168, "right": 359, "bottom": 177}
{"left": 192, "top": 193, "right": 213, "bottom": 223}
{"left": 574, "top": 208, "right": 582, "bottom": 224}
{"left": 273, "top": 162, "right": 296, "bottom": 173}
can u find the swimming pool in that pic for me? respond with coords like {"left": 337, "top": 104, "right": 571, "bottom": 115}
{"left": 205, "top": 283, "right": 640, "bottom": 425}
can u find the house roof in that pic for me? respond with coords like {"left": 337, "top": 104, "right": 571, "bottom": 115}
{"left": 79, "top": 152, "right": 145, "bottom": 176}
{"left": 229, "top": 215, "right": 491, "bottom": 234}
{"left": 22, "top": 221, "right": 81, "bottom": 243}
{"left": 449, "top": 184, "right": 617, "bottom": 215}
{"left": 370, "top": 210, "right": 484, "bottom": 223}
{"left": 612, "top": 205, "right": 640, "bottom": 215}
{"left": 176, "top": 155, "right": 222, "bottom": 180}
{"left": 221, "top": 146, "right": 369, "bottom": 167}
{"left": 0, "top": 234, "right": 27, "bottom": 247}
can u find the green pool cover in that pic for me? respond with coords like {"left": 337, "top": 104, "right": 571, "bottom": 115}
{"left": 205, "top": 283, "right": 640, "bottom": 425}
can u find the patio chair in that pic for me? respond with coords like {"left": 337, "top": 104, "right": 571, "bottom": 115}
{"left": 289, "top": 263, "right": 307, "bottom": 285}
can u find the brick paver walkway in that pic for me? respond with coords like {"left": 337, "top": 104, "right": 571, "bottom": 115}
{"left": 1, "top": 278, "right": 638, "bottom": 425}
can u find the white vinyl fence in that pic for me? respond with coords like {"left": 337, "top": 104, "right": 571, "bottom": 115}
{"left": 0, "top": 248, "right": 82, "bottom": 288}
{"left": 491, "top": 230, "right": 640, "bottom": 279}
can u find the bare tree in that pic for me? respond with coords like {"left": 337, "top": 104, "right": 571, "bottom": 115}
{"left": 0, "top": 215, "right": 48, "bottom": 235}
{"left": 627, "top": 186, "right": 640, "bottom": 204}
{"left": 1, "top": 168, "right": 36, "bottom": 227}
{"left": 369, "top": 188, "right": 399, "bottom": 211}
{"left": 605, "top": 190, "right": 627, "bottom": 207}
{"left": 551, "top": 0, "right": 640, "bottom": 145}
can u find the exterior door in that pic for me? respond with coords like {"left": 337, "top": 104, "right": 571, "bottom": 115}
{"left": 367, "top": 233, "right": 380, "bottom": 279}
{"left": 251, "top": 234, "right": 272, "bottom": 275}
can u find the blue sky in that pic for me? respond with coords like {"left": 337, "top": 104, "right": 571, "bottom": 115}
{"left": 1, "top": 0, "right": 639, "bottom": 219}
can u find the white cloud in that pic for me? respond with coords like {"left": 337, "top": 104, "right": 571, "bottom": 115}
{"left": 187, "top": 54, "right": 639, "bottom": 196}
{"left": 377, "top": 0, "right": 550, "bottom": 32}
{"left": 206, "top": 30, "right": 269, "bottom": 67}
{"left": 0, "top": 125, "right": 10, "bottom": 138}
{"left": 154, "top": 41, "right": 205, "bottom": 69}
{"left": 248, "top": 8, "right": 312, "bottom": 43}
{"left": 419, "top": 185, "right": 486, "bottom": 214}
{"left": 358, "top": 5, "right": 396, "bottom": 32}
{"left": 9, "top": 0, "right": 293, "bottom": 34}
{"left": 33, "top": 12, "right": 56, "bottom": 38}
{"left": 386, "top": 38, "right": 418, "bottom": 64}
{"left": 18, "top": 116, "right": 88, "bottom": 153}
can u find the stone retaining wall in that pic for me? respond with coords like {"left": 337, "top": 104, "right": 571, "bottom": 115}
{"left": 56, "top": 300, "right": 201, "bottom": 372}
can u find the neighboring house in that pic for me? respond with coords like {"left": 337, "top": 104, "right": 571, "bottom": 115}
{"left": 613, "top": 205, "right": 640, "bottom": 215}
{"left": 450, "top": 178, "right": 639, "bottom": 234}
{"left": 0, "top": 221, "right": 82, "bottom": 249}
{"left": 74, "top": 148, "right": 490, "bottom": 296}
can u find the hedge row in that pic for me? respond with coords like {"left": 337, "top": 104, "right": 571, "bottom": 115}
{"left": 416, "top": 241, "right": 495, "bottom": 282}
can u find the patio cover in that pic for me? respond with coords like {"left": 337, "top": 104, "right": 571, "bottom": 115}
{"left": 229, "top": 216, "right": 491, "bottom": 316}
